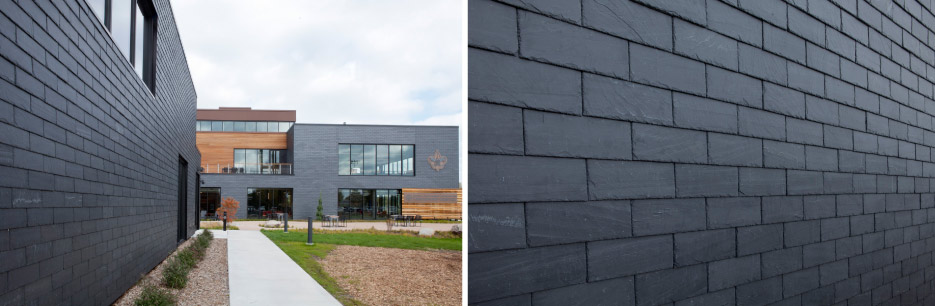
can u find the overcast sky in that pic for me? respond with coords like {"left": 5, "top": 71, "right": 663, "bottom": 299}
{"left": 173, "top": 1, "right": 464, "bottom": 182}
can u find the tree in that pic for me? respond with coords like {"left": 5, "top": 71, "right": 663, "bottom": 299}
{"left": 316, "top": 192, "right": 324, "bottom": 220}
{"left": 216, "top": 197, "right": 240, "bottom": 223}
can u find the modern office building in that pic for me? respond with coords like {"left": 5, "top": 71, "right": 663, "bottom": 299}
{"left": 0, "top": 0, "right": 199, "bottom": 304}
{"left": 196, "top": 107, "right": 460, "bottom": 221}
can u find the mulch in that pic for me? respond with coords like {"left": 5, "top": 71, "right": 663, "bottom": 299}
{"left": 112, "top": 236, "right": 230, "bottom": 306}
{"left": 319, "top": 245, "right": 461, "bottom": 306}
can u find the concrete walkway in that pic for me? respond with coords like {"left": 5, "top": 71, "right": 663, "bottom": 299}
{"left": 205, "top": 220, "right": 461, "bottom": 232}
{"left": 227, "top": 230, "right": 340, "bottom": 306}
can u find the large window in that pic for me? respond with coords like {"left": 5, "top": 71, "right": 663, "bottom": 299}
{"left": 199, "top": 188, "right": 220, "bottom": 219}
{"left": 87, "top": 0, "right": 156, "bottom": 92}
{"left": 338, "top": 144, "right": 414, "bottom": 176}
{"left": 338, "top": 189, "right": 401, "bottom": 219}
{"left": 195, "top": 120, "right": 293, "bottom": 132}
{"left": 233, "top": 149, "right": 288, "bottom": 174}
{"left": 247, "top": 188, "right": 293, "bottom": 219}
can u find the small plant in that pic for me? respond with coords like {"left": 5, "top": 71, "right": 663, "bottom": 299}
{"left": 385, "top": 218, "right": 394, "bottom": 232}
{"left": 134, "top": 284, "right": 176, "bottom": 306}
{"left": 162, "top": 256, "right": 191, "bottom": 289}
{"left": 316, "top": 193, "right": 324, "bottom": 221}
{"left": 215, "top": 197, "right": 240, "bottom": 223}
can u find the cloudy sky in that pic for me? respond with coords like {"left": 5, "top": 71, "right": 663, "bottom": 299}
{"left": 173, "top": 1, "right": 464, "bottom": 182}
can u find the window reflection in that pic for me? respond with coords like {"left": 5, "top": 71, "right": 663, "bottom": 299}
{"left": 111, "top": 0, "right": 132, "bottom": 59}
{"left": 338, "top": 189, "right": 401, "bottom": 219}
{"left": 338, "top": 144, "right": 414, "bottom": 176}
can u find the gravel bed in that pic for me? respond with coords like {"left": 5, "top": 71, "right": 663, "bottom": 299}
{"left": 319, "top": 245, "right": 461, "bottom": 306}
{"left": 112, "top": 236, "right": 229, "bottom": 306}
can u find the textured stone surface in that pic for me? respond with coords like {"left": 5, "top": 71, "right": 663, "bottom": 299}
{"left": 468, "top": 0, "right": 935, "bottom": 304}
{"left": 0, "top": 1, "right": 201, "bottom": 304}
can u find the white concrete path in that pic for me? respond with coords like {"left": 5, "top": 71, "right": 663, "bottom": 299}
{"left": 227, "top": 230, "right": 340, "bottom": 306}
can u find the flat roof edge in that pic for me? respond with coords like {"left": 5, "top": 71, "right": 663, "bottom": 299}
{"left": 294, "top": 123, "right": 458, "bottom": 128}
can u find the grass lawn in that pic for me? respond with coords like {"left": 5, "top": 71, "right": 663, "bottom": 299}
{"left": 261, "top": 230, "right": 461, "bottom": 305}
{"left": 200, "top": 224, "right": 239, "bottom": 230}
{"left": 262, "top": 229, "right": 461, "bottom": 251}
{"left": 262, "top": 239, "right": 363, "bottom": 305}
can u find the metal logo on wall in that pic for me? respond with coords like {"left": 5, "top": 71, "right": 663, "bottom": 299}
{"left": 428, "top": 149, "right": 447, "bottom": 171}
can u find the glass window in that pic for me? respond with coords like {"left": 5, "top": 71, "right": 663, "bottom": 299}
{"left": 234, "top": 149, "right": 245, "bottom": 173}
{"left": 247, "top": 188, "right": 292, "bottom": 219}
{"left": 223, "top": 121, "right": 233, "bottom": 132}
{"left": 89, "top": 0, "right": 107, "bottom": 26}
{"left": 246, "top": 121, "right": 256, "bottom": 132}
{"left": 133, "top": 5, "right": 144, "bottom": 76}
{"left": 338, "top": 145, "right": 350, "bottom": 175}
{"left": 388, "top": 189, "right": 400, "bottom": 215}
{"left": 279, "top": 122, "right": 291, "bottom": 132}
{"left": 256, "top": 121, "right": 267, "bottom": 132}
{"left": 389, "top": 145, "right": 401, "bottom": 175}
{"left": 199, "top": 121, "right": 209, "bottom": 131}
{"left": 111, "top": 0, "right": 132, "bottom": 59}
{"left": 376, "top": 145, "right": 388, "bottom": 175}
{"left": 199, "top": 188, "right": 221, "bottom": 219}
{"left": 363, "top": 145, "right": 375, "bottom": 175}
{"left": 234, "top": 121, "right": 245, "bottom": 132}
{"left": 195, "top": 121, "right": 202, "bottom": 131}
{"left": 268, "top": 122, "right": 279, "bottom": 132}
{"left": 245, "top": 149, "right": 258, "bottom": 173}
{"left": 350, "top": 145, "right": 363, "bottom": 175}
{"left": 211, "top": 121, "right": 221, "bottom": 131}
{"left": 402, "top": 145, "right": 414, "bottom": 176}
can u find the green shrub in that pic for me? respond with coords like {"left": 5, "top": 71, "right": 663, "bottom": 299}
{"left": 134, "top": 284, "right": 176, "bottom": 306}
{"left": 161, "top": 230, "right": 215, "bottom": 289}
{"left": 162, "top": 256, "right": 191, "bottom": 289}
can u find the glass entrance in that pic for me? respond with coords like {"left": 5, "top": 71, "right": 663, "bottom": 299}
{"left": 247, "top": 188, "right": 293, "bottom": 219}
{"left": 338, "top": 189, "right": 401, "bottom": 219}
{"left": 199, "top": 188, "right": 221, "bottom": 219}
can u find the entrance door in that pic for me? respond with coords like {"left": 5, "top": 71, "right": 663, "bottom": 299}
{"left": 177, "top": 157, "right": 188, "bottom": 242}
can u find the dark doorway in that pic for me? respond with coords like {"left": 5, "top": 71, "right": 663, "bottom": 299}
{"left": 177, "top": 157, "right": 188, "bottom": 242}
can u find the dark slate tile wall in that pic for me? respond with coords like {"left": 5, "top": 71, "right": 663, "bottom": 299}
{"left": 469, "top": 0, "right": 935, "bottom": 304}
{"left": 0, "top": 0, "right": 200, "bottom": 304}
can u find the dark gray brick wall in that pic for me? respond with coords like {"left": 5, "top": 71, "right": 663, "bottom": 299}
{"left": 0, "top": 0, "right": 200, "bottom": 304}
{"left": 469, "top": 0, "right": 935, "bottom": 304}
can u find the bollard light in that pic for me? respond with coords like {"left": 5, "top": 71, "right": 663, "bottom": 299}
{"left": 223, "top": 212, "right": 228, "bottom": 231}
{"left": 284, "top": 213, "right": 289, "bottom": 233}
{"left": 306, "top": 216, "right": 314, "bottom": 245}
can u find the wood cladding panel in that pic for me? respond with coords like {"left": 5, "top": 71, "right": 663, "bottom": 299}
{"left": 402, "top": 188, "right": 462, "bottom": 220}
{"left": 196, "top": 132, "right": 288, "bottom": 170}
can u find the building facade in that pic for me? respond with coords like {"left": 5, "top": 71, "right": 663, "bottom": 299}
{"left": 0, "top": 0, "right": 199, "bottom": 304}
{"left": 469, "top": 0, "right": 935, "bottom": 305}
{"left": 196, "top": 107, "right": 460, "bottom": 221}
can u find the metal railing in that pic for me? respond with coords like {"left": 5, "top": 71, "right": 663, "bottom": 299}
{"left": 198, "top": 163, "right": 293, "bottom": 175}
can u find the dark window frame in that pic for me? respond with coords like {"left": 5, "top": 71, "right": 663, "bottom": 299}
{"left": 85, "top": 0, "right": 157, "bottom": 93}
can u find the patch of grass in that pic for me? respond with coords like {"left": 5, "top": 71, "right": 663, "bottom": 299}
{"left": 200, "top": 224, "right": 239, "bottom": 230}
{"left": 134, "top": 285, "right": 176, "bottom": 306}
{"left": 262, "top": 228, "right": 461, "bottom": 251}
{"left": 263, "top": 237, "right": 363, "bottom": 306}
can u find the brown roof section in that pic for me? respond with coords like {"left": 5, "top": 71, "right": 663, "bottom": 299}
{"left": 196, "top": 107, "right": 296, "bottom": 121}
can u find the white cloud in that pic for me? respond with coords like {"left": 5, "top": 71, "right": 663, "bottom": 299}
{"left": 173, "top": 0, "right": 464, "bottom": 182}
{"left": 173, "top": 0, "right": 462, "bottom": 126}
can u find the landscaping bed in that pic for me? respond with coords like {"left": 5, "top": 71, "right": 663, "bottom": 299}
{"left": 114, "top": 231, "right": 229, "bottom": 306}
{"left": 261, "top": 229, "right": 461, "bottom": 305}
{"left": 322, "top": 245, "right": 461, "bottom": 306}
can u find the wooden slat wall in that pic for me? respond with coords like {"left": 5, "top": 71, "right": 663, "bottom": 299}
{"left": 196, "top": 132, "right": 288, "bottom": 170}
{"left": 401, "top": 188, "right": 462, "bottom": 220}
